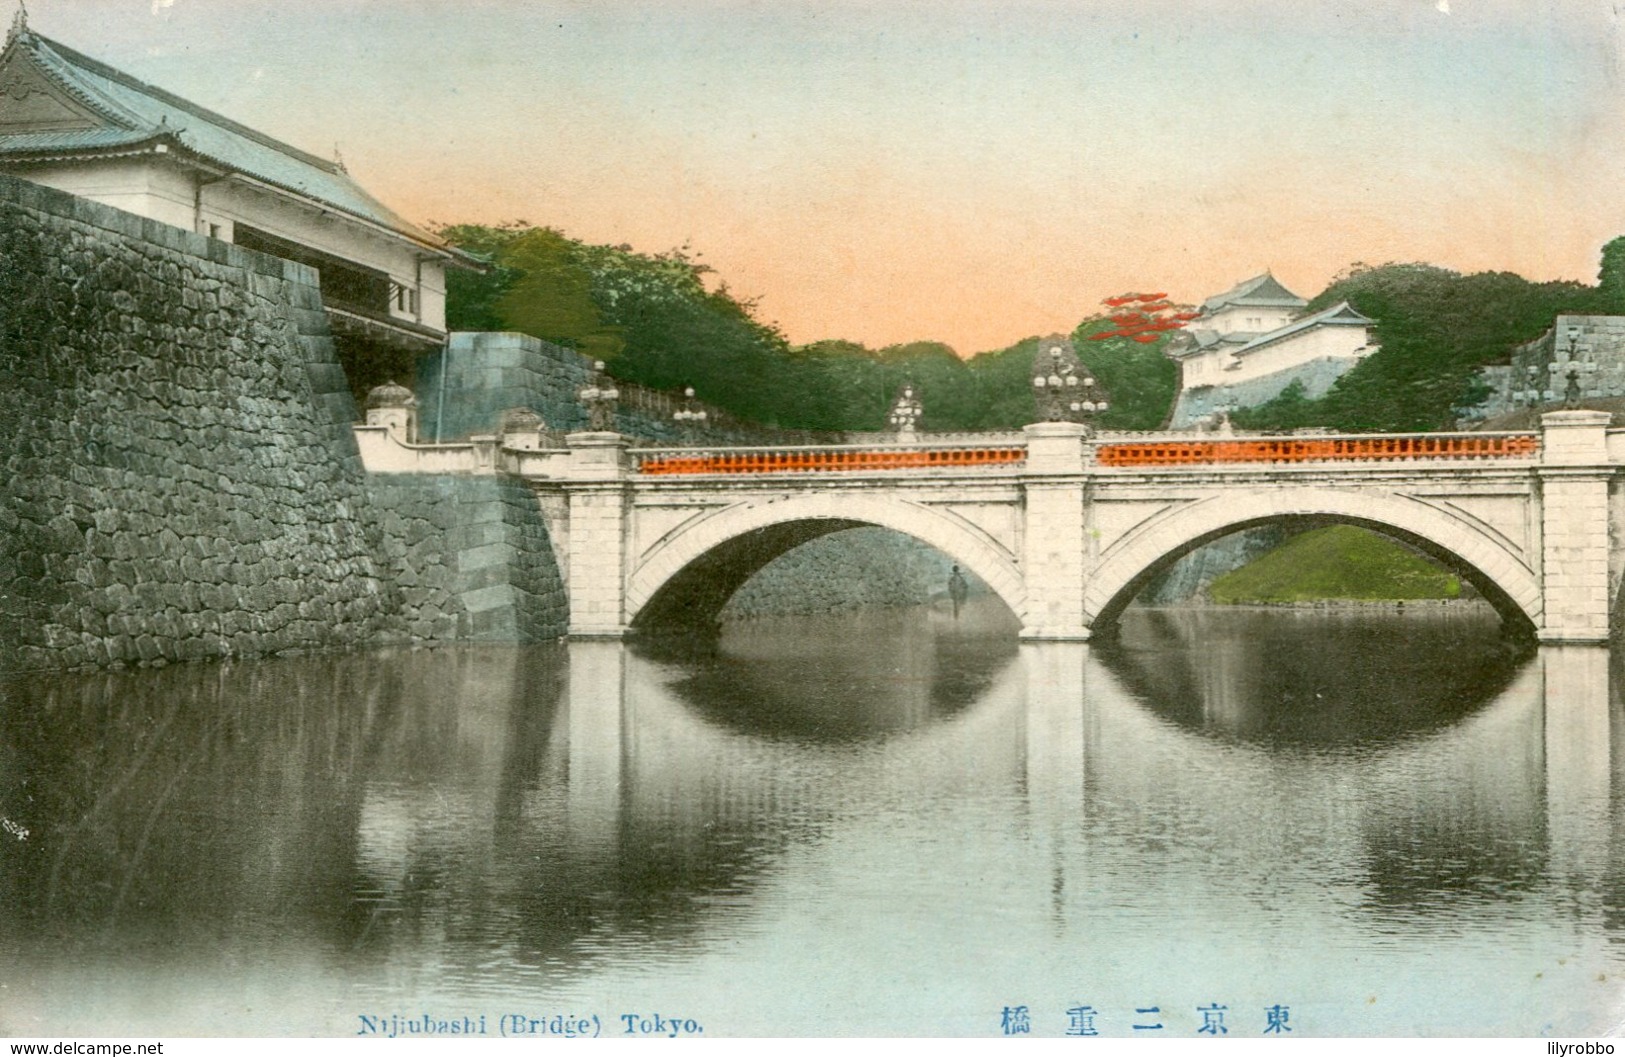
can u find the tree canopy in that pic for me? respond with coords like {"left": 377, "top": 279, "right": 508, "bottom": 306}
{"left": 442, "top": 222, "right": 1623, "bottom": 436}
{"left": 438, "top": 223, "right": 1183, "bottom": 432}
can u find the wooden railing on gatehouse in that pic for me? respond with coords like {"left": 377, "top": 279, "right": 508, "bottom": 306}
{"left": 634, "top": 441, "right": 1027, "bottom": 476}
{"left": 1092, "top": 432, "right": 1541, "bottom": 468}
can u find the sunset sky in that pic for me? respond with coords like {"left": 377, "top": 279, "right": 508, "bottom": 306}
{"left": 27, "top": 0, "right": 1625, "bottom": 353}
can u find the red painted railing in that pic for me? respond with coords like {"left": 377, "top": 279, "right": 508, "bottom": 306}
{"left": 632, "top": 432, "right": 1541, "bottom": 475}
{"left": 637, "top": 446, "right": 1026, "bottom": 475}
{"left": 1094, "top": 433, "right": 1540, "bottom": 467}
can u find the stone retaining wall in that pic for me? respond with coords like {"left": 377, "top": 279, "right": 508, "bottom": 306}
{"left": 416, "top": 331, "right": 805, "bottom": 445}
{"left": 1136, "top": 526, "right": 1292, "bottom": 605}
{"left": 368, "top": 476, "right": 566, "bottom": 642}
{"left": 720, "top": 526, "right": 982, "bottom": 621}
{"left": 1465, "top": 315, "right": 1625, "bottom": 423}
{"left": 412, "top": 331, "right": 819, "bottom": 442}
{"left": 1168, "top": 357, "right": 1356, "bottom": 429}
{"left": 0, "top": 174, "right": 398, "bottom": 672}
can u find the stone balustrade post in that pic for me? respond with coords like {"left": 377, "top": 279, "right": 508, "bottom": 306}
{"left": 1019, "top": 422, "right": 1090, "bottom": 640}
{"left": 468, "top": 434, "right": 500, "bottom": 474}
{"left": 563, "top": 431, "right": 633, "bottom": 638}
{"left": 1538, "top": 411, "right": 1612, "bottom": 643}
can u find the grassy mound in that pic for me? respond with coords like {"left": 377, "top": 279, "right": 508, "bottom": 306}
{"left": 1207, "top": 525, "right": 1461, "bottom": 603}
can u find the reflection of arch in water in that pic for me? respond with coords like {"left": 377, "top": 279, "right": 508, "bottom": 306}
{"left": 1084, "top": 488, "right": 1541, "bottom": 636}
{"left": 1095, "top": 607, "right": 1531, "bottom": 746}
{"left": 1079, "top": 640, "right": 1556, "bottom": 925}
{"left": 628, "top": 494, "right": 1026, "bottom": 630}
{"left": 640, "top": 607, "right": 1021, "bottom": 742}
{"left": 610, "top": 636, "right": 1035, "bottom": 827}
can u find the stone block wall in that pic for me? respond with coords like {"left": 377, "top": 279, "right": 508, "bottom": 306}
{"left": 0, "top": 174, "right": 397, "bottom": 672}
{"left": 1136, "top": 526, "right": 1293, "bottom": 604}
{"left": 367, "top": 476, "right": 566, "bottom": 642}
{"left": 0, "top": 173, "right": 1010, "bottom": 666}
{"left": 1466, "top": 315, "right": 1625, "bottom": 422}
{"left": 415, "top": 331, "right": 806, "bottom": 445}
{"left": 720, "top": 526, "right": 981, "bottom": 621}
{"left": 1168, "top": 356, "right": 1357, "bottom": 429}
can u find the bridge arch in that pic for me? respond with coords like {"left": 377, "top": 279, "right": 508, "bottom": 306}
{"left": 1083, "top": 486, "right": 1542, "bottom": 634}
{"left": 627, "top": 493, "right": 1027, "bottom": 630}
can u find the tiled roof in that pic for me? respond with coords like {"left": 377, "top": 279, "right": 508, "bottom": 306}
{"left": 0, "top": 125, "right": 154, "bottom": 153}
{"left": 0, "top": 25, "right": 459, "bottom": 257}
{"left": 1165, "top": 328, "right": 1248, "bottom": 359}
{"left": 1168, "top": 301, "right": 1373, "bottom": 361}
{"left": 1201, "top": 273, "right": 1307, "bottom": 314}
{"left": 1232, "top": 301, "right": 1373, "bottom": 356}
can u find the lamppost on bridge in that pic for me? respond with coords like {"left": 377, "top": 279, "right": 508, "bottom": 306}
{"left": 579, "top": 360, "right": 620, "bottom": 432}
{"left": 887, "top": 381, "right": 924, "bottom": 441}
{"left": 672, "top": 385, "right": 709, "bottom": 445}
{"left": 1031, "top": 335, "right": 1108, "bottom": 428}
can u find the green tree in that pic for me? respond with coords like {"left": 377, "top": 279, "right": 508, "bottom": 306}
{"left": 438, "top": 221, "right": 1194, "bottom": 432}
{"left": 439, "top": 221, "right": 526, "bottom": 333}
{"left": 1229, "top": 380, "right": 1314, "bottom": 431}
{"left": 1071, "top": 320, "right": 1181, "bottom": 430}
{"left": 1600, "top": 236, "right": 1625, "bottom": 312}
{"left": 495, "top": 229, "right": 623, "bottom": 362}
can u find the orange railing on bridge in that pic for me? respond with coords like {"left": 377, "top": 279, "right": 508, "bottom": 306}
{"left": 632, "top": 431, "right": 1542, "bottom": 475}
{"left": 1093, "top": 432, "right": 1540, "bottom": 468}
{"left": 635, "top": 444, "right": 1027, "bottom": 475}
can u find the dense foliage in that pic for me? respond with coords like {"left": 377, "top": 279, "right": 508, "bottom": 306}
{"left": 439, "top": 224, "right": 1180, "bottom": 431}
{"left": 1232, "top": 263, "right": 1609, "bottom": 432}
{"left": 444, "top": 224, "right": 1625, "bottom": 435}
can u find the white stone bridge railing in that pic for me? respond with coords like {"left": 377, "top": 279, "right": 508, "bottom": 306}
{"left": 354, "top": 424, "right": 574, "bottom": 477}
{"left": 630, "top": 435, "right": 1029, "bottom": 476}
{"left": 1087, "top": 430, "right": 1542, "bottom": 470}
{"left": 356, "top": 422, "right": 1558, "bottom": 479}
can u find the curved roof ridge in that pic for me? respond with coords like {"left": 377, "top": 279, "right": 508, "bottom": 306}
{"left": 1233, "top": 299, "right": 1374, "bottom": 355}
{"left": 1201, "top": 272, "right": 1307, "bottom": 313}
{"left": 29, "top": 31, "right": 344, "bottom": 175}
{"left": 2, "top": 27, "right": 462, "bottom": 257}
{"left": 5, "top": 29, "right": 150, "bottom": 131}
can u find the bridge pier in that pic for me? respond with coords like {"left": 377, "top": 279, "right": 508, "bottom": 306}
{"left": 1538, "top": 411, "right": 1612, "bottom": 644}
{"left": 1019, "top": 422, "right": 1091, "bottom": 640}
{"left": 563, "top": 432, "right": 633, "bottom": 639}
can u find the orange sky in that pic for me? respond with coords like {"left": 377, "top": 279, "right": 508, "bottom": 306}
{"left": 34, "top": 0, "right": 1625, "bottom": 354}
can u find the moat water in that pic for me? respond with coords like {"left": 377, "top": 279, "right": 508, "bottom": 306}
{"left": 3, "top": 601, "right": 1623, "bottom": 1037}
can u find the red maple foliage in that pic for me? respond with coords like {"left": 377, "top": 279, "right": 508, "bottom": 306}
{"left": 1089, "top": 292, "right": 1199, "bottom": 344}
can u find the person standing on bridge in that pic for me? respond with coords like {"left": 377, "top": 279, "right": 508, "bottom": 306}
{"left": 948, "top": 565, "right": 969, "bottom": 619}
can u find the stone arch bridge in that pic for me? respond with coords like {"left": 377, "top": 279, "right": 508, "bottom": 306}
{"left": 355, "top": 411, "right": 1624, "bottom": 644}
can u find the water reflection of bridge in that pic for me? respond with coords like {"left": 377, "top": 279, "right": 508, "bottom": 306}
{"left": 10, "top": 633, "right": 1608, "bottom": 929}
{"left": 556, "top": 639, "right": 1610, "bottom": 896}
{"left": 4, "top": 624, "right": 1620, "bottom": 1033}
